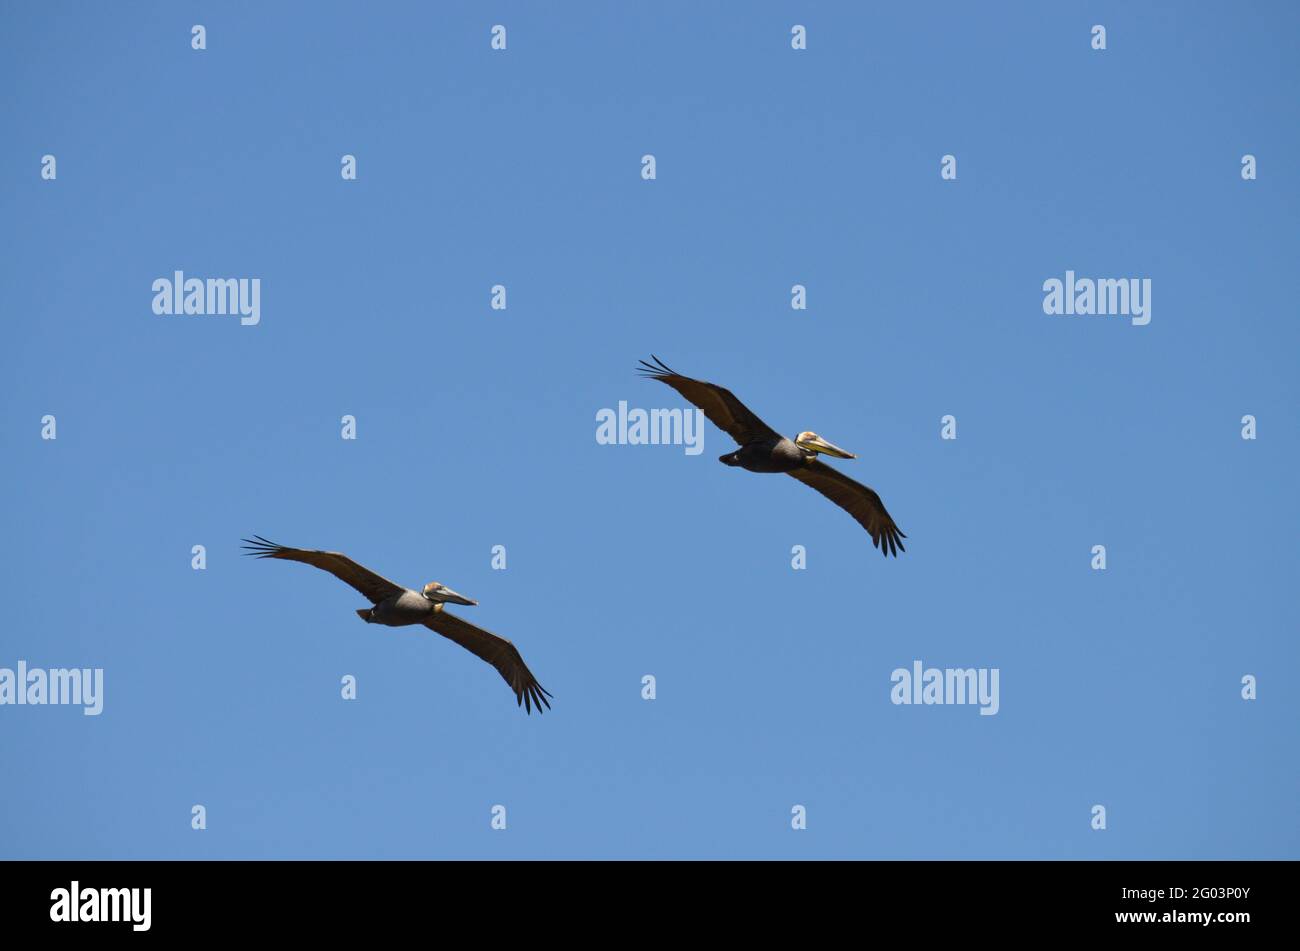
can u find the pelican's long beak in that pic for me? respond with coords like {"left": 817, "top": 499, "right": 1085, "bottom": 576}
{"left": 797, "top": 434, "right": 857, "bottom": 459}
{"left": 430, "top": 586, "right": 478, "bottom": 606}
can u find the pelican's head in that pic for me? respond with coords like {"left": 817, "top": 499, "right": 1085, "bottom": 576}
{"left": 422, "top": 582, "right": 477, "bottom": 606}
{"left": 794, "top": 431, "right": 856, "bottom": 459}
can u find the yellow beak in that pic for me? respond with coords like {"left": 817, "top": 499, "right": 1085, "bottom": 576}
{"left": 797, "top": 434, "right": 856, "bottom": 459}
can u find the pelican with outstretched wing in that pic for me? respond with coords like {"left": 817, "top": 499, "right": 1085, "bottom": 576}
{"left": 241, "top": 537, "right": 552, "bottom": 713}
{"left": 638, "top": 356, "right": 906, "bottom": 556}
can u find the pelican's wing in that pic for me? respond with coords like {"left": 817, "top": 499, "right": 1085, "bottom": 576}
{"left": 241, "top": 536, "right": 407, "bottom": 603}
{"left": 423, "top": 610, "right": 553, "bottom": 714}
{"left": 638, "top": 355, "right": 781, "bottom": 446}
{"left": 786, "top": 462, "right": 907, "bottom": 557}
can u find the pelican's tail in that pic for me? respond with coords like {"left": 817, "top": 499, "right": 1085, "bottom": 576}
{"left": 356, "top": 608, "right": 372, "bottom": 623}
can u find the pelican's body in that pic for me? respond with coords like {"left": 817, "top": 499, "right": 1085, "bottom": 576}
{"left": 241, "top": 537, "right": 552, "bottom": 713}
{"left": 720, "top": 436, "right": 813, "bottom": 473}
{"left": 362, "top": 588, "right": 449, "bottom": 627}
{"left": 639, "top": 356, "right": 907, "bottom": 556}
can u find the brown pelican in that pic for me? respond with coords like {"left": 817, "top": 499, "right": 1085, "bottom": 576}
{"left": 638, "top": 356, "right": 906, "bottom": 556}
{"left": 241, "top": 537, "right": 552, "bottom": 713}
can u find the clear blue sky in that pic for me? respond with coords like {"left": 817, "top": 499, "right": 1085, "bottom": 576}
{"left": 2, "top": 2, "right": 1296, "bottom": 859}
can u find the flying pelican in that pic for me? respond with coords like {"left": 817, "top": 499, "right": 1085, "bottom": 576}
{"left": 638, "top": 356, "right": 906, "bottom": 556}
{"left": 241, "top": 537, "right": 552, "bottom": 713}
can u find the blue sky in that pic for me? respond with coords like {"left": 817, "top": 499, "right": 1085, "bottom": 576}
{"left": 1, "top": 2, "right": 1296, "bottom": 859}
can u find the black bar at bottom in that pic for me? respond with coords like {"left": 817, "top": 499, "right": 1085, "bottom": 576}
{"left": 0, "top": 860, "right": 1281, "bottom": 937}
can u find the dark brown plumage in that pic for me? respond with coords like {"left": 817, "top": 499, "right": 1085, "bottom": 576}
{"left": 638, "top": 356, "right": 906, "bottom": 556}
{"left": 422, "top": 611, "right": 552, "bottom": 715}
{"left": 638, "top": 357, "right": 781, "bottom": 447}
{"left": 242, "top": 539, "right": 406, "bottom": 603}
{"left": 786, "top": 462, "right": 905, "bottom": 556}
{"left": 242, "top": 537, "right": 552, "bottom": 713}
